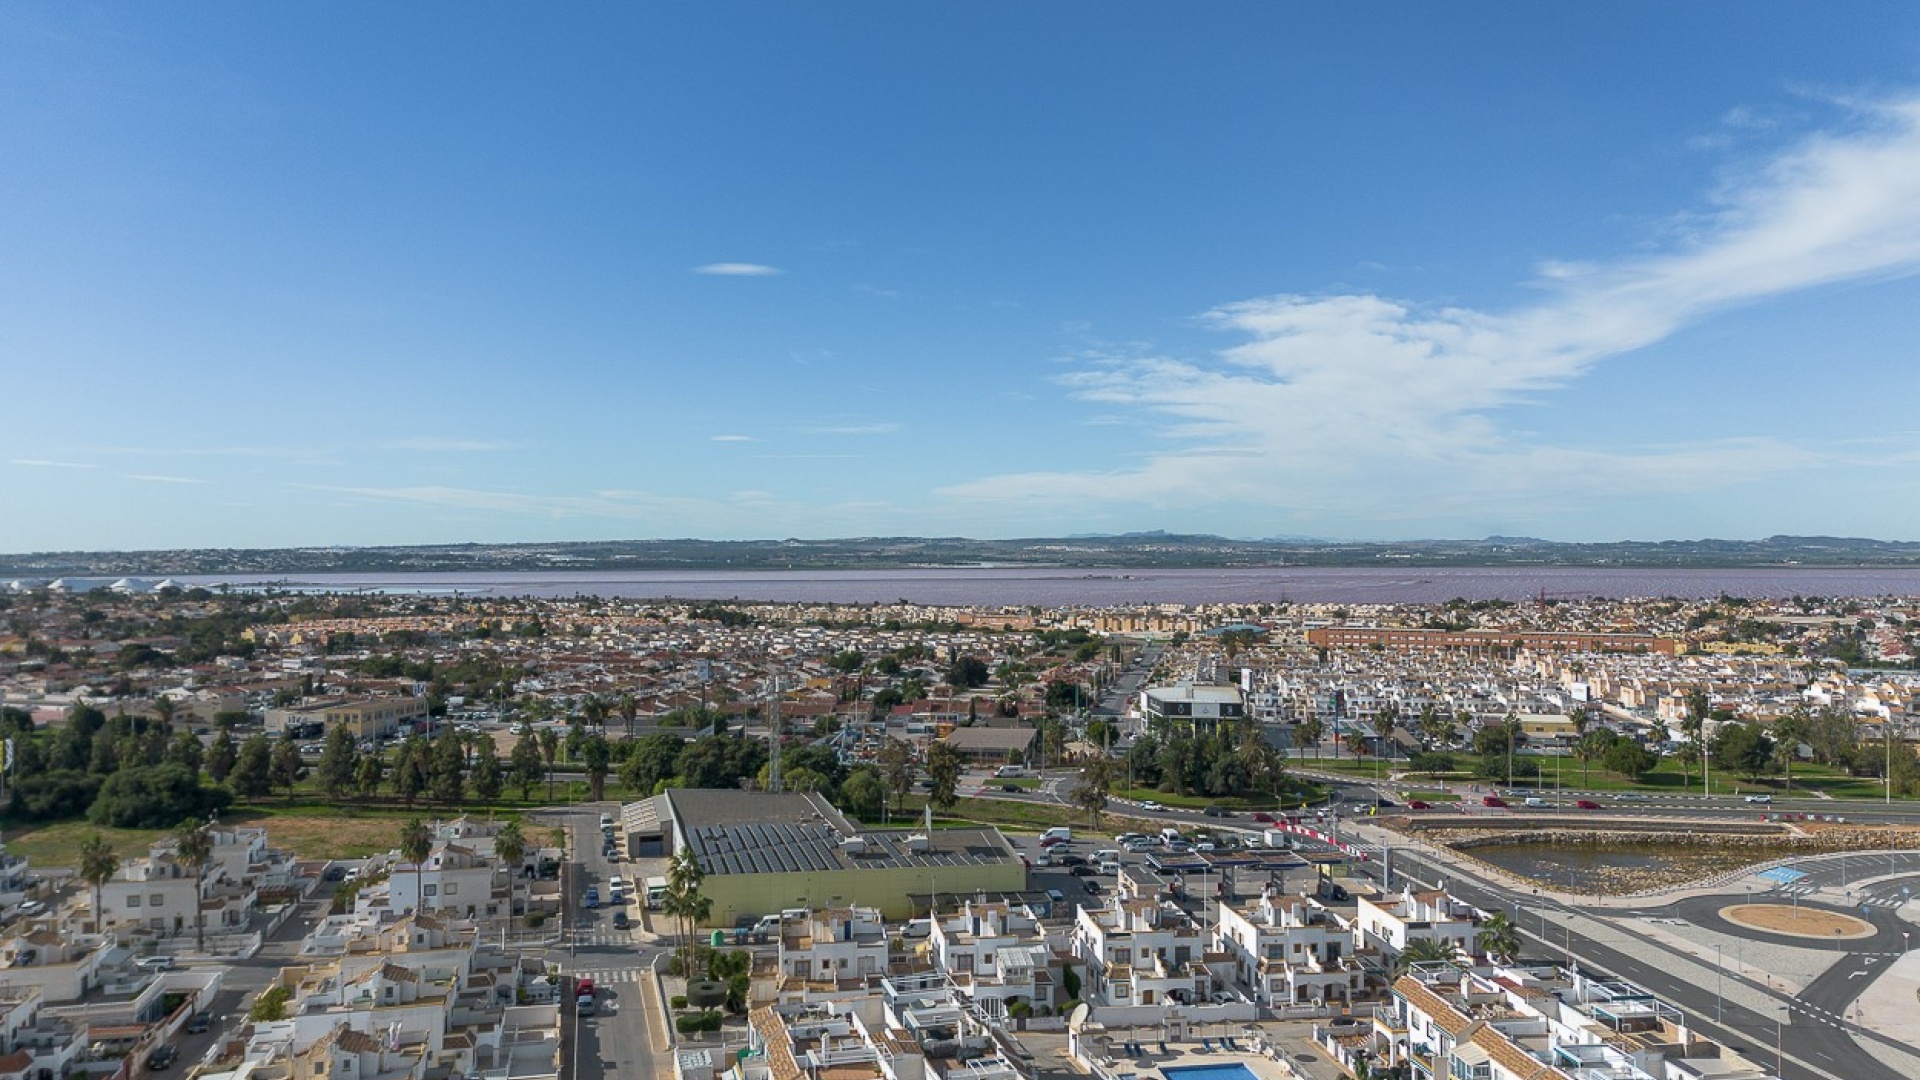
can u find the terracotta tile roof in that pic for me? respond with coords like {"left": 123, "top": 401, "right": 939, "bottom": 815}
{"left": 0, "top": 1050, "right": 32, "bottom": 1075}
{"left": 1392, "top": 974, "right": 1472, "bottom": 1037}
{"left": 748, "top": 1007, "right": 803, "bottom": 1080}
{"left": 1466, "top": 1026, "right": 1571, "bottom": 1080}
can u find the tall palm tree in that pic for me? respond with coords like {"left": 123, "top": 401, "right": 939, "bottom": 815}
{"left": 399, "top": 819, "right": 433, "bottom": 915}
{"left": 79, "top": 833, "right": 121, "bottom": 936}
{"left": 537, "top": 728, "right": 560, "bottom": 802}
{"left": 617, "top": 693, "right": 639, "bottom": 741}
{"left": 1475, "top": 910, "right": 1521, "bottom": 964}
{"left": 172, "top": 821, "right": 213, "bottom": 952}
{"left": 663, "top": 846, "right": 711, "bottom": 974}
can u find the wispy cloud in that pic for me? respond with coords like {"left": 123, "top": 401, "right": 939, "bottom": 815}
{"left": 125, "top": 474, "right": 209, "bottom": 485}
{"left": 10, "top": 458, "right": 95, "bottom": 469}
{"left": 693, "top": 262, "right": 783, "bottom": 277}
{"left": 384, "top": 437, "right": 519, "bottom": 452}
{"left": 710, "top": 434, "right": 756, "bottom": 442}
{"left": 943, "top": 94, "right": 1920, "bottom": 519}
{"left": 798, "top": 423, "right": 901, "bottom": 436}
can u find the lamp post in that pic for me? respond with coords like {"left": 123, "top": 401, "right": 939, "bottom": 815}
{"left": 1713, "top": 943, "right": 1722, "bottom": 1022}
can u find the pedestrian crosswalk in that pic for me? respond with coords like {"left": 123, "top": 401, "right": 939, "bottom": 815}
{"left": 568, "top": 966, "right": 651, "bottom": 985}
{"left": 572, "top": 929, "right": 646, "bottom": 947}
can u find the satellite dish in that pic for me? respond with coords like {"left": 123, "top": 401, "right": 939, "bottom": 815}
{"left": 1067, "top": 1002, "right": 1091, "bottom": 1033}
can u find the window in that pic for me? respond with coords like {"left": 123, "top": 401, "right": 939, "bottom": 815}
{"left": 151, "top": 894, "right": 165, "bottom": 906}
{"left": 424, "top": 884, "right": 437, "bottom": 896}
{"left": 444, "top": 883, "right": 457, "bottom": 896}
{"left": 127, "top": 896, "right": 142, "bottom": 907}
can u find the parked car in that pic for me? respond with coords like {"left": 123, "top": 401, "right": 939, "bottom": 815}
{"left": 1069, "top": 865, "right": 1097, "bottom": 877}
{"left": 1058, "top": 853, "right": 1087, "bottom": 867}
{"left": 147, "top": 1045, "right": 177, "bottom": 1070}
{"left": 1083, "top": 879, "right": 1102, "bottom": 894}
{"left": 323, "top": 864, "right": 346, "bottom": 881}
{"left": 185, "top": 1013, "right": 211, "bottom": 1034}
{"left": 1575, "top": 799, "right": 1603, "bottom": 810}
{"left": 576, "top": 993, "right": 595, "bottom": 1016}
{"left": 575, "top": 976, "right": 596, "bottom": 997}
{"left": 1482, "top": 795, "right": 1509, "bottom": 808}
{"left": 613, "top": 910, "right": 630, "bottom": 929}
{"left": 583, "top": 887, "right": 600, "bottom": 909}
{"left": 135, "top": 956, "right": 175, "bottom": 972}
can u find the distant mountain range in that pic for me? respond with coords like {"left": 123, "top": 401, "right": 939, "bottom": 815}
{"left": 6, "top": 533, "right": 1920, "bottom": 575}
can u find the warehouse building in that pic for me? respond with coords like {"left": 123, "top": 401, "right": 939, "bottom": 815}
{"left": 620, "top": 788, "right": 1027, "bottom": 926}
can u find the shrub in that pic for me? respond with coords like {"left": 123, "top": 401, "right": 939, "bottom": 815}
{"left": 675, "top": 1010, "right": 723, "bottom": 1034}
{"left": 524, "top": 911, "right": 547, "bottom": 928}
{"left": 670, "top": 995, "right": 688, "bottom": 1009}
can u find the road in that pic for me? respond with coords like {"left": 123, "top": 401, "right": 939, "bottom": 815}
{"left": 538, "top": 804, "right": 667, "bottom": 1080}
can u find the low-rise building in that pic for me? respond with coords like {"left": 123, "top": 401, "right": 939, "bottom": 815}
{"left": 927, "top": 899, "right": 1059, "bottom": 1018}
{"left": 1212, "top": 889, "right": 1362, "bottom": 1006}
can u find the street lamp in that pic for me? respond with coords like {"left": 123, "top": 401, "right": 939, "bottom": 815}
{"left": 1713, "top": 943, "right": 1722, "bottom": 1022}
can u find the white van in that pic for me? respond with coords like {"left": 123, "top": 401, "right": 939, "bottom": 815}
{"left": 1159, "top": 827, "right": 1183, "bottom": 845}
{"left": 1092, "top": 848, "right": 1120, "bottom": 864}
{"left": 643, "top": 877, "right": 668, "bottom": 909}
{"left": 1040, "top": 827, "right": 1073, "bottom": 843}
{"left": 995, "top": 764, "right": 1026, "bottom": 778}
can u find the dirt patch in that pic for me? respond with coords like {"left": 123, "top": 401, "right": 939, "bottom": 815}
{"left": 1720, "top": 903, "right": 1876, "bottom": 940}
{"left": 233, "top": 813, "right": 428, "bottom": 860}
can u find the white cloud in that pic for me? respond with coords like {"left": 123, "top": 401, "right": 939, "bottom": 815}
{"left": 944, "top": 94, "right": 1920, "bottom": 519}
{"left": 125, "top": 474, "right": 209, "bottom": 485}
{"left": 710, "top": 434, "right": 756, "bottom": 442}
{"left": 384, "top": 437, "right": 519, "bottom": 452}
{"left": 693, "top": 262, "right": 783, "bottom": 277}
{"left": 10, "top": 458, "right": 94, "bottom": 469}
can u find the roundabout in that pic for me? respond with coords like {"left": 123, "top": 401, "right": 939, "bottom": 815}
{"left": 1718, "top": 902, "right": 1876, "bottom": 941}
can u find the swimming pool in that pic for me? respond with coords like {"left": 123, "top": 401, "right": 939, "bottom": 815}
{"left": 1162, "top": 1065, "right": 1260, "bottom": 1080}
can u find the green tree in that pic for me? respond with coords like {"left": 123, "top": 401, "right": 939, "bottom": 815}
{"left": 1070, "top": 756, "right": 1112, "bottom": 827}
{"left": 1574, "top": 729, "right": 1616, "bottom": 785}
{"left": 1294, "top": 716, "right": 1325, "bottom": 761}
{"left": 1393, "top": 936, "right": 1460, "bottom": 975}
{"left": 1603, "top": 738, "right": 1657, "bottom": 782}
{"left": 495, "top": 820, "right": 526, "bottom": 877}
{"left": 925, "top": 740, "right": 962, "bottom": 812}
{"left": 537, "top": 727, "right": 560, "bottom": 801}
{"left": 663, "top": 845, "right": 712, "bottom": 974}
{"left": 173, "top": 820, "right": 213, "bottom": 951}
{"left": 1772, "top": 710, "right": 1806, "bottom": 793}
{"left": 621, "top": 733, "right": 684, "bottom": 795}
{"left": 316, "top": 726, "right": 360, "bottom": 800}
{"left": 509, "top": 735, "right": 545, "bottom": 801}
{"left": 581, "top": 734, "right": 612, "bottom": 802}
{"left": 399, "top": 818, "right": 433, "bottom": 914}
{"left": 838, "top": 766, "right": 887, "bottom": 820}
{"left": 1475, "top": 909, "right": 1521, "bottom": 963}
{"left": 270, "top": 737, "right": 306, "bottom": 801}
{"left": 394, "top": 739, "right": 427, "bottom": 807}
{"left": 1711, "top": 722, "right": 1775, "bottom": 782}
{"left": 206, "top": 729, "right": 238, "bottom": 783}
{"left": 355, "top": 753, "right": 385, "bottom": 800}
{"left": 877, "top": 738, "right": 916, "bottom": 817}
{"left": 230, "top": 734, "right": 273, "bottom": 799}
{"left": 472, "top": 743, "right": 504, "bottom": 804}
{"left": 429, "top": 733, "right": 467, "bottom": 805}
{"left": 947, "top": 655, "right": 990, "bottom": 689}
{"left": 249, "top": 986, "right": 291, "bottom": 1022}
{"left": 166, "top": 731, "right": 205, "bottom": 772}
{"left": 78, "top": 833, "right": 121, "bottom": 934}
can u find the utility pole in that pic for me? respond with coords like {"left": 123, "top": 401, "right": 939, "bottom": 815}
{"left": 767, "top": 676, "right": 783, "bottom": 794}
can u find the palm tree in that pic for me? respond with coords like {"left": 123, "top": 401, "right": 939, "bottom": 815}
{"left": 537, "top": 728, "right": 560, "bottom": 802}
{"left": 495, "top": 821, "right": 526, "bottom": 876}
{"left": 582, "top": 735, "right": 611, "bottom": 802}
{"left": 399, "top": 818, "right": 433, "bottom": 915}
{"left": 663, "top": 846, "right": 711, "bottom": 974}
{"left": 617, "top": 693, "right": 639, "bottom": 741}
{"left": 1392, "top": 936, "right": 1460, "bottom": 976}
{"left": 173, "top": 821, "right": 213, "bottom": 952}
{"left": 1475, "top": 910, "right": 1521, "bottom": 964}
{"left": 1295, "top": 716, "right": 1325, "bottom": 762}
{"left": 79, "top": 833, "right": 121, "bottom": 936}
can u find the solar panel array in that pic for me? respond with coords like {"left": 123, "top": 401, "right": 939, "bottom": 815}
{"left": 686, "top": 823, "right": 1012, "bottom": 876}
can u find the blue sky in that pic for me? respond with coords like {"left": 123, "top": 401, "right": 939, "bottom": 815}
{"left": 6, "top": 4, "right": 1920, "bottom": 551}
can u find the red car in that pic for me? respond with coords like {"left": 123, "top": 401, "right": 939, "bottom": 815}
{"left": 575, "top": 976, "right": 596, "bottom": 998}
{"left": 1039, "top": 835, "right": 1068, "bottom": 848}
{"left": 1482, "top": 795, "right": 1509, "bottom": 808}
{"left": 1406, "top": 800, "right": 1431, "bottom": 810}
{"left": 1251, "top": 812, "right": 1275, "bottom": 824}
{"left": 1575, "top": 799, "right": 1603, "bottom": 810}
